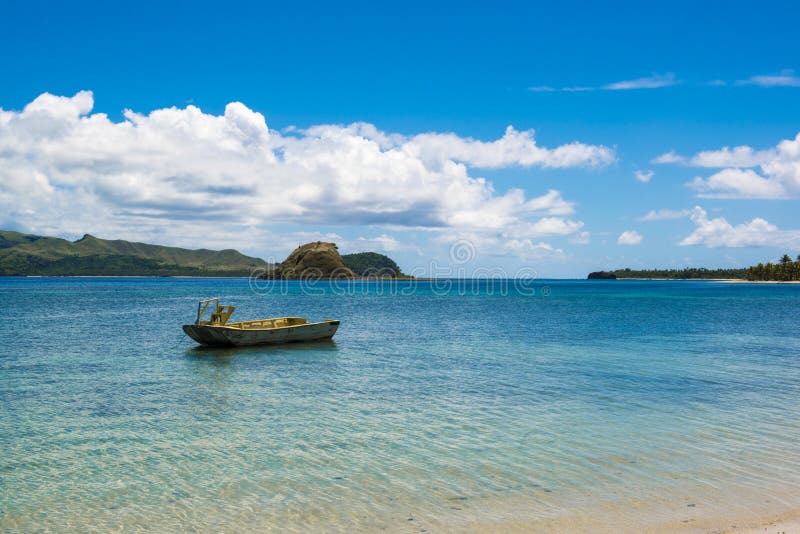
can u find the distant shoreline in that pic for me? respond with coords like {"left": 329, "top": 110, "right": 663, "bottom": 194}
{"left": 617, "top": 277, "right": 800, "bottom": 284}
{"left": 720, "top": 279, "right": 800, "bottom": 284}
{"left": 615, "top": 277, "right": 742, "bottom": 281}
{"left": 5, "top": 275, "right": 800, "bottom": 284}
{"left": 15, "top": 275, "right": 252, "bottom": 279}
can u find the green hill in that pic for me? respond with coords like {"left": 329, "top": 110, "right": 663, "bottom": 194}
{"left": 341, "top": 251, "right": 406, "bottom": 277}
{"left": 0, "top": 230, "right": 268, "bottom": 276}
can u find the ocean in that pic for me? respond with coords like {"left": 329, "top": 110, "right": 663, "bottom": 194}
{"left": 2, "top": 277, "right": 799, "bottom": 532}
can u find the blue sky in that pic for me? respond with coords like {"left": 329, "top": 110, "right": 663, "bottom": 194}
{"left": 2, "top": 0, "right": 800, "bottom": 276}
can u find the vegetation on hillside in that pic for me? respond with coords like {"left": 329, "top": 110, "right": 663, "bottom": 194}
{"left": 0, "top": 231, "right": 409, "bottom": 279}
{"left": 0, "top": 230, "right": 267, "bottom": 276}
{"left": 341, "top": 252, "right": 406, "bottom": 278}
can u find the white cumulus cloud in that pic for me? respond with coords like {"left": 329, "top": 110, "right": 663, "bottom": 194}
{"left": 0, "top": 91, "right": 615, "bottom": 256}
{"left": 688, "top": 145, "right": 776, "bottom": 168}
{"left": 654, "top": 133, "right": 800, "bottom": 199}
{"left": 617, "top": 230, "right": 643, "bottom": 245}
{"left": 652, "top": 146, "right": 775, "bottom": 168}
{"left": 634, "top": 169, "right": 654, "bottom": 182}
{"left": 405, "top": 126, "right": 615, "bottom": 169}
{"left": 688, "top": 168, "right": 787, "bottom": 199}
{"left": 679, "top": 207, "right": 800, "bottom": 248}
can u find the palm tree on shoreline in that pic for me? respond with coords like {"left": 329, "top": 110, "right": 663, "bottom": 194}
{"left": 747, "top": 253, "right": 800, "bottom": 281}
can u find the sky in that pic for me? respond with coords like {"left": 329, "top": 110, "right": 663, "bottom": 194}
{"left": 1, "top": 0, "right": 800, "bottom": 277}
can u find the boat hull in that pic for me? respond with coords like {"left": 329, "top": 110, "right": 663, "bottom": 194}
{"left": 182, "top": 320, "right": 339, "bottom": 347}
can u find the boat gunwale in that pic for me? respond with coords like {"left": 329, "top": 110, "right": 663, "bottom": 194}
{"left": 191, "top": 318, "right": 340, "bottom": 332}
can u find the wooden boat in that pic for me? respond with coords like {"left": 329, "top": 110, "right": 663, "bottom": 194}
{"left": 182, "top": 298, "right": 339, "bottom": 347}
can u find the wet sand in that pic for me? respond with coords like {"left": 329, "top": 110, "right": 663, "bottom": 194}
{"left": 402, "top": 483, "right": 800, "bottom": 534}
{"left": 735, "top": 513, "right": 800, "bottom": 534}
{"left": 458, "top": 508, "right": 800, "bottom": 534}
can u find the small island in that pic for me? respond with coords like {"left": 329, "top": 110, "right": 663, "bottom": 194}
{"left": 262, "top": 241, "right": 409, "bottom": 279}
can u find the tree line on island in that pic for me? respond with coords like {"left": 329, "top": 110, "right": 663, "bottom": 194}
{"left": 748, "top": 254, "right": 800, "bottom": 281}
{"left": 589, "top": 254, "right": 800, "bottom": 281}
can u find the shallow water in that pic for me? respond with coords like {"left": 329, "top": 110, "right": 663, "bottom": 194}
{"left": 1, "top": 278, "right": 799, "bottom": 532}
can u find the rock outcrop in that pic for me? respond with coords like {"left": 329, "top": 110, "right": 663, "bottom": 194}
{"left": 270, "top": 241, "right": 355, "bottom": 279}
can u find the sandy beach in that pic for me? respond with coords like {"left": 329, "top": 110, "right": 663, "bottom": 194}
{"left": 444, "top": 500, "right": 800, "bottom": 534}
{"left": 737, "top": 513, "right": 800, "bottom": 534}
{"left": 468, "top": 514, "right": 800, "bottom": 534}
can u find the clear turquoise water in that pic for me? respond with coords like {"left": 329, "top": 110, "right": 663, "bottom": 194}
{"left": 2, "top": 278, "right": 800, "bottom": 531}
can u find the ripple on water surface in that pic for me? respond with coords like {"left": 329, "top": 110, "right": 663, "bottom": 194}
{"left": 1, "top": 278, "right": 799, "bottom": 531}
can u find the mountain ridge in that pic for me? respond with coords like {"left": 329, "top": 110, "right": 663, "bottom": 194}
{"left": 0, "top": 230, "right": 269, "bottom": 276}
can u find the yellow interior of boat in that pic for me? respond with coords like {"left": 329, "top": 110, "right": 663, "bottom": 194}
{"left": 196, "top": 299, "right": 311, "bottom": 330}
{"left": 200, "top": 317, "right": 309, "bottom": 330}
{"left": 226, "top": 317, "right": 309, "bottom": 329}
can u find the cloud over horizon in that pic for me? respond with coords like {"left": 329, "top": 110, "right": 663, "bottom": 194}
{"left": 653, "top": 133, "right": 800, "bottom": 199}
{"left": 680, "top": 207, "right": 800, "bottom": 248}
{"left": 0, "top": 91, "right": 614, "bottom": 258}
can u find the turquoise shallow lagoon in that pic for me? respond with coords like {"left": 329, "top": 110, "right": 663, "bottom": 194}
{"left": 2, "top": 278, "right": 800, "bottom": 532}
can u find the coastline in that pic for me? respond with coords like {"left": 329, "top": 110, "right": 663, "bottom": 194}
{"left": 6, "top": 275, "right": 800, "bottom": 284}
{"left": 5, "top": 275, "right": 800, "bottom": 287}
{"left": 720, "top": 279, "right": 800, "bottom": 284}
{"left": 11, "top": 275, "right": 253, "bottom": 278}
{"left": 617, "top": 277, "right": 800, "bottom": 284}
